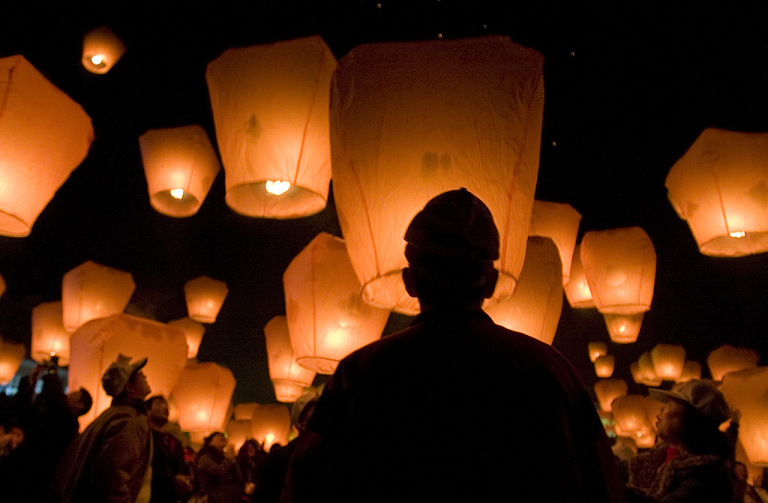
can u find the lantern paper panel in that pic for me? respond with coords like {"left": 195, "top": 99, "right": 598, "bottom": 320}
{"left": 666, "top": 128, "right": 768, "bottom": 257}
{"left": 31, "top": 301, "right": 71, "bottom": 366}
{"left": 708, "top": 344, "right": 760, "bottom": 381}
{"left": 171, "top": 360, "right": 236, "bottom": 432}
{"left": 0, "top": 339, "right": 25, "bottom": 385}
{"left": 264, "top": 316, "right": 316, "bottom": 387}
{"left": 594, "top": 378, "right": 628, "bottom": 412}
{"left": 650, "top": 343, "right": 686, "bottom": 381}
{"left": 581, "top": 227, "right": 656, "bottom": 315}
{"left": 0, "top": 56, "right": 94, "bottom": 237}
{"left": 184, "top": 276, "right": 229, "bottom": 324}
{"left": 206, "top": 36, "right": 336, "bottom": 219}
{"left": 331, "top": 36, "right": 544, "bottom": 315}
{"left": 588, "top": 342, "right": 608, "bottom": 363}
{"left": 62, "top": 261, "right": 136, "bottom": 333}
{"left": 139, "top": 125, "right": 221, "bottom": 217}
{"left": 251, "top": 404, "right": 292, "bottom": 452}
{"left": 564, "top": 245, "right": 596, "bottom": 308}
{"left": 167, "top": 317, "right": 206, "bottom": 359}
{"left": 234, "top": 402, "right": 259, "bottom": 421}
{"left": 638, "top": 352, "right": 662, "bottom": 386}
{"left": 677, "top": 360, "right": 702, "bottom": 383}
{"left": 720, "top": 367, "right": 768, "bottom": 466}
{"left": 528, "top": 201, "right": 582, "bottom": 284}
{"left": 484, "top": 237, "right": 563, "bottom": 344}
{"left": 273, "top": 381, "right": 306, "bottom": 403}
{"left": 736, "top": 440, "right": 766, "bottom": 483}
{"left": 594, "top": 355, "right": 616, "bottom": 378}
{"left": 82, "top": 27, "right": 125, "bottom": 74}
{"left": 603, "top": 312, "right": 644, "bottom": 344}
{"left": 284, "top": 233, "right": 390, "bottom": 374}
{"left": 68, "top": 314, "right": 188, "bottom": 428}
{"left": 226, "top": 419, "right": 253, "bottom": 453}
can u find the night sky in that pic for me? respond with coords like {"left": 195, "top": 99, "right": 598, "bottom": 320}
{"left": 2, "top": 1, "right": 768, "bottom": 405}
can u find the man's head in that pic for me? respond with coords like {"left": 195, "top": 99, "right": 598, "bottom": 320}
{"left": 66, "top": 387, "right": 93, "bottom": 417}
{"left": 101, "top": 354, "right": 151, "bottom": 400}
{"left": 145, "top": 395, "right": 170, "bottom": 426}
{"left": 403, "top": 188, "right": 500, "bottom": 308}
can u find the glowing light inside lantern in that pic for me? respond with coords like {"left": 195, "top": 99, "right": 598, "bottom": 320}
{"left": 170, "top": 188, "right": 185, "bottom": 200}
{"left": 91, "top": 54, "right": 104, "bottom": 65}
{"left": 196, "top": 410, "right": 208, "bottom": 421}
{"left": 265, "top": 180, "right": 291, "bottom": 195}
{"left": 619, "top": 324, "right": 626, "bottom": 333}
{"left": 730, "top": 230, "right": 746, "bottom": 238}
{"left": 50, "top": 351, "right": 56, "bottom": 357}
{"left": 265, "top": 433, "right": 275, "bottom": 445}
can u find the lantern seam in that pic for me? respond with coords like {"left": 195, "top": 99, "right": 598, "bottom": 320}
{"left": 349, "top": 160, "right": 381, "bottom": 278}
{"left": 0, "top": 56, "right": 21, "bottom": 131}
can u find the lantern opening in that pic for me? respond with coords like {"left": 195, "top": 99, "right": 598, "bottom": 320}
{"left": 170, "top": 188, "right": 185, "bottom": 200}
{"left": 266, "top": 180, "right": 291, "bottom": 196}
{"left": 730, "top": 230, "right": 746, "bottom": 238}
{"left": 90, "top": 54, "right": 104, "bottom": 65}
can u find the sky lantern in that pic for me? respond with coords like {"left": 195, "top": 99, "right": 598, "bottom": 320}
{"left": 284, "top": 233, "right": 390, "bottom": 374}
{"left": 168, "top": 317, "right": 206, "bottom": 359}
{"left": 676, "top": 360, "right": 702, "bottom": 383}
{"left": 31, "top": 301, "right": 71, "bottom": 366}
{"left": 264, "top": 316, "right": 316, "bottom": 398}
{"left": 171, "top": 360, "right": 236, "bottom": 432}
{"left": 0, "top": 274, "right": 5, "bottom": 298}
{"left": 602, "top": 312, "right": 644, "bottom": 344}
{"left": 708, "top": 344, "right": 760, "bottom": 381}
{"left": 0, "top": 55, "right": 94, "bottom": 237}
{"left": 666, "top": 128, "right": 768, "bottom": 257}
{"left": 594, "top": 355, "right": 616, "bottom": 378}
{"left": 594, "top": 378, "right": 628, "bottom": 412}
{"left": 650, "top": 343, "right": 686, "bottom": 381}
{"left": 638, "top": 352, "right": 662, "bottom": 386}
{"left": 184, "top": 276, "right": 228, "bottom": 323}
{"left": 234, "top": 402, "right": 259, "bottom": 421}
{"left": 272, "top": 382, "right": 306, "bottom": 403}
{"left": 206, "top": 36, "right": 336, "bottom": 219}
{"left": 528, "top": 201, "right": 582, "bottom": 284}
{"left": 225, "top": 419, "right": 253, "bottom": 452}
{"left": 588, "top": 342, "right": 608, "bottom": 363}
{"left": 139, "top": 125, "right": 221, "bottom": 217}
{"left": 68, "top": 314, "right": 188, "bottom": 428}
{"left": 251, "top": 403, "right": 292, "bottom": 452}
{"left": 563, "top": 245, "right": 595, "bottom": 308}
{"left": 720, "top": 367, "right": 768, "bottom": 466}
{"left": 62, "top": 261, "right": 136, "bottom": 333}
{"left": 330, "top": 36, "right": 543, "bottom": 315}
{"left": 81, "top": 27, "right": 125, "bottom": 74}
{"left": 484, "top": 237, "right": 563, "bottom": 344}
{"left": 0, "top": 338, "right": 25, "bottom": 385}
{"left": 612, "top": 395, "right": 659, "bottom": 441}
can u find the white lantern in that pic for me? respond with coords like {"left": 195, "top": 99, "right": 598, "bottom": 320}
{"left": 594, "top": 378, "right": 628, "bottom": 412}
{"left": 184, "top": 276, "right": 228, "bottom": 324}
{"left": 603, "top": 312, "right": 644, "bottom": 344}
{"left": 31, "top": 301, "right": 71, "bottom": 365}
{"left": 564, "top": 245, "right": 595, "bottom": 308}
{"left": 167, "top": 318, "right": 206, "bottom": 359}
{"left": 62, "top": 261, "right": 136, "bottom": 333}
{"left": 528, "top": 201, "right": 581, "bottom": 284}
{"left": 588, "top": 342, "right": 608, "bottom": 363}
{"left": 82, "top": 27, "right": 125, "bottom": 74}
{"left": 650, "top": 343, "right": 686, "bottom": 381}
{"left": 171, "top": 360, "right": 236, "bottom": 432}
{"left": 708, "top": 344, "right": 760, "bottom": 381}
{"left": 594, "top": 355, "right": 616, "bottom": 378}
{"left": 720, "top": 367, "right": 768, "bottom": 466}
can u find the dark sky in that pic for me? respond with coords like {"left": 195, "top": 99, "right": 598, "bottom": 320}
{"left": 2, "top": 1, "right": 768, "bottom": 405}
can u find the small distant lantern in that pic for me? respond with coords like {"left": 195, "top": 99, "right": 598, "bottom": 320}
{"left": 234, "top": 403, "right": 259, "bottom": 421}
{"left": 251, "top": 404, "right": 291, "bottom": 452}
{"left": 206, "top": 36, "right": 336, "bottom": 219}
{"left": 594, "top": 378, "right": 628, "bottom": 412}
{"left": 721, "top": 367, "right": 768, "bottom": 465}
{"left": 594, "top": 355, "right": 616, "bottom": 378}
{"left": 284, "top": 233, "right": 390, "bottom": 374}
{"left": 603, "top": 312, "right": 644, "bottom": 344}
{"left": 677, "top": 360, "right": 702, "bottom": 383}
{"left": 0, "top": 274, "right": 5, "bottom": 297}
{"left": 331, "top": 36, "right": 544, "bottom": 315}
{"left": 264, "top": 316, "right": 316, "bottom": 394}
{"left": 171, "top": 360, "right": 236, "bottom": 432}
{"left": 0, "top": 56, "right": 93, "bottom": 237}
{"left": 184, "top": 276, "right": 228, "bottom": 323}
{"left": 588, "top": 342, "right": 608, "bottom": 363}
{"left": 68, "top": 314, "right": 188, "bottom": 428}
{"left": 168, "top": 318, "right": 206, "bottom": 359}
{"left": 31, "top": 301, "right": 71, "bottom": 366}
{"left": 139, "top": 125, "right": 221, "bottom": 217}
{"left": 666, "top": 128, "right": 768, "bottom": 257}
{"left": 62, "top": 261, "right": 136, "bottom": 333}
{"left": 564, "top": 245, "right": 595, "bottom": 308}
{"left": 612, "top": 395, "right": 659, "bottom": 440}
{"left": 630, "top": 362, "right": 643, "bottom": 385}
{"left": 708, "top": 344, "right": 760, "bottom": 381}
{"left": 528, "top": 201, "right": 582, "bottom": 284}
{"left": 650, "top": 343, "right": 686, "bottom": 381}
{"left": 0, "top": 339, "right": 25, "bottom": 385}
{"left": 484, "top": 237, "right": 563, "bottom": 344}
{"left": 82, "top": 27, "right": 125, "bottom": 74}
{"left": 272, "top": 381, "right": 306, "bottom": 403}
{"left": 638, "top": 352, "right": 662, "bottom": 386}
{"left": 225, "top": 419, "right": 253, "bottom": 452}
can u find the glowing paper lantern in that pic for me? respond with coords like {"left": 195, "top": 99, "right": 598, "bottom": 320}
{"left": 603, "top": 312, "right": 644, "bottom": 344}
{"left": 708, "top": 344, "right": 760, "bottom": 381}
{"left": 594, "top": 378, "right": 628, "bottom": 412}
{"left": 206, "top": 36, "right": 336, "bottom": 218}
{"left": 666, "top": 128, "right": 768, "bottom": 257}
{"left": 564, "top": 245, "right": 595, "bottom": 308}
{"left": 284, "top": 233, "right": 390, "bottom": 374}
{"left": 139, "top": 125, "right": 221, "bottom": 217}
{"left": 720, "top": 367, "right": 768, "bottom": 466}
{"left": 650, "top": 343, "right": 686, "bottom": 381}
{"left": 528, "top": 201, "right": 581, "bottom": 284}
{"left": 677, "top": 360, "right": 702, "bottom": 383}
{"left": 612, "top": 395, "right": 659, "bottom": 441}
{"left": 0, "top": 274, "right": 5, "bottom": 297}
{"left": 264, "top": 316, "right": 316, "bottom": 401}
{"left": 62, "top": 261, "right": 136, "bottom": 333}
{"left": 171, "top": 360, "right": 236, "bottom": 432}
{"left": 31, "top": 301, "right": 71, "bottom": 366}
{"left": 0, "top": 339, "right": 25, "bottom": 385}
{"left": 272, "top": 382, "right": 306, "bottom": 403}
{"left": 594, "top": 355, "right": 616, "bottom": 378}
{"left": 234, "top": 403, "right": 259, "bottom": 421}
{"left": 68, "top": 314, "right": 188, "bottom": 428}
{"left": 331, "top": 36, "right": 543, "bottom": 315}
{"left": 630, "top": 362, "right": 644, "bottom": 385}
{"left": 638, "top": 352, "right": 662, "bottom": 386}
{"left": 0, "top": 55, "right": 94, "bottom": 237}
{"left": 226, "top": 419, "right": 253, "bottom": 452}
{"left": 484, "top": 237, "right": 563, "bottom": 344}
{"left": 168, "top": 317, "right": 206, "bottom": 359}
{"left": 82, "top": 27, "right": 125, "bottom": 74}
{"left": 184, "top": 276, "right": 228, "bottom": 323}
{"left": 588, "top": 342, "right": 608, "bottom": 363}
{"left": 251, "top": 404, "right": 291, "bottom": 452}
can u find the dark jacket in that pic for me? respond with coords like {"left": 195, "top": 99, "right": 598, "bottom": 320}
{"left": 195, "top": 445, "right": 241, "bottom": 503}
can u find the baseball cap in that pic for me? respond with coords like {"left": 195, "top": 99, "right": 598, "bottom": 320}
{"left": 649, "top": 379, "right": 730, "bottom": 426}
{"left": 101, "top": 354, "right": 148, "bottom": 397}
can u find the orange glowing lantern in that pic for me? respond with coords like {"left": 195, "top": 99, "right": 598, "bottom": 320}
{"left": 284, "top": 233, "right": 390, "bottom": 374}
{"left": 0, "top": 274, "right": 5, "bottom": 297}
{"left": 528, "top": 201, "right": 582, "bottom": 284}
{"left": 226, "top": 419, "right": 253, "bottom": 452}
{"left": 139, "top": 125, "right": 221, "bottom": 217}
{"left": 676, "top": 360, "right": 702, "bottom": 383}
{"left": 331, "top": 36, "right": 543, "bottom": 315}
{"left": 594, "top": 355, "right": 616, "bottom": 378}
{"left": 272, "top": 381, "right": 306, "bottom": 403}
{"left": 184, "top": 276, "right": 228, "bottom": 324}
{"left": 650, "top": 343, "right": 685, "bottom": 381}
{"left": 264, "top": 316, "right": 316, "bottom": 398}
{"left": 588, "top": 342, "right": 608, "bottom": 363}
{"left": 603, "top": 312, "right": 644, "bottom": 344}
{"left": 234, "top": 403, "right": 259, "bottom": 421}
{"left": 0, "top": 339, "right": 25, "bottom": 385}
{"left": 484, "top": 237, "right": 563, "bottom": 344}
{"left": 666, "top": 128, "right": 768, "bottom": 257}
{"left": 251, "top": 404, "right": 291, "bottom": 452}
{"left": 62, "top": 261, "right": 136, "bottom": 333}
{"left": 31, "top": 301, "right": 71, "bottom": 366}
{"left": 68, "top": 314, "right": 188, "bottom": 428}
{"left": 168, "top": 317, "right": 206, "bottom": 359}
{"left": 0, "top": 55, "right": 93, "bottom": 237}
{"left": 612, "top": 395, "right": 659, "bottom": 441}
{"left": 720, "top": 367, "right": 768, "bottom": 465}
{"left": 82, "top": 27, "right": 125, "bottom": 74}
{"left": 171, "top": 360, "right": 236, "bottom": 432}
{"left": 708, "top": 344, "right": 760, "bottom": 381}
{"left": 206, "top": 36, "right": 336, "bottom": 218}
{"left": 594, "top": 378, "right": 628, "bottom": 412}
{"left": 564, "top": 245, "right": 595, "bottom": 308}
{"left": 638, "top": 352, "right": 662, "bottom": 386}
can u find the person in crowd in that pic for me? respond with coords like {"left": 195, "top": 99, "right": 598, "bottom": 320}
{"left": 54, "top": 354, "right": 153, "bottom": 503}
{"left": 236, "top": 439, "right": 267, "bottom": 502}
{"left": 281, "top": 188, "right": 625, "bottom": 502}
{"left": 733, "top": 461, "right": 763, "bottom": 503}
{"left": 627, "top": 379, "right": 736, "bottom": 502}
{"left": 146, "top": 395, "right": 193, "bottom": 503}
{"left": 195, "top": 431, "right": 241, "bottom": 503}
